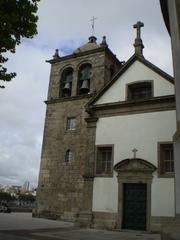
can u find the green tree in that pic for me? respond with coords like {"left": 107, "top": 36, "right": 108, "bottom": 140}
{"left": 0, "top": 0, "right": 40, "bottom": 88}
{"left": 18, "top": 193, "right": 36, "bottom": 202}
{"left": 0, "top": 192, "right": 14, "bottom": 201}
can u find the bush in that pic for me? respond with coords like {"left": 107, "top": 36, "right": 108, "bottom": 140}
{"left": 0, "top": 192, "right": 13, "bottom": 201}
{"left": 18, "top": 194, "right": 36, "bottom": 202}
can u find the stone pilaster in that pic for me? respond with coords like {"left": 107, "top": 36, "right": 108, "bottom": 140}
{"left": 167, "top": 0, "right": 180, "bottom": 217}
{"left": 76, "top": 117, "right": 98, "bottom": 227}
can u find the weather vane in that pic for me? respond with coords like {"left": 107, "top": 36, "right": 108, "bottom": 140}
{"left": 90, "top": 16, "right": 97, "bottom": 36}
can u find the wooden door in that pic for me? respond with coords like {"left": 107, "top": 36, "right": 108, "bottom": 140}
{"left": 122, "top": 183, "right": 147, "bottom": 230}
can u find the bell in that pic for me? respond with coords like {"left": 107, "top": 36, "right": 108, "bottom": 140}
{"left": 63, "top": 82, "right": 71, "bottom": 94}
{"left": 80, "top": 79, "right": 90, "bottom": 94}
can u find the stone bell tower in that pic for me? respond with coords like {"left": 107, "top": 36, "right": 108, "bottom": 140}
{"left": 35, "top": 35, "right": 122, "bottom": 223}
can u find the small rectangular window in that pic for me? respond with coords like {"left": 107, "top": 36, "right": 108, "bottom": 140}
{"left": 95, "top": 146, "right": 113, "bottom": 176}
{"left": 158, "top": 143, "right": 174, "bottom": 177}
{"left": 127, "top": 82, "right": 152, "bottom": 101}
{"left": 66, "top": 117, "right": 76, "bottom": 130}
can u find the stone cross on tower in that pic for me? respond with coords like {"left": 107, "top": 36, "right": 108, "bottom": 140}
{"left": 133, "top": 21, "right": 144, "bottom": 56}
{"left": 90, "top": 16, "right": 97, "bottom": 36}
{"left": 134, "top": 21, "right": 144, "bottom": 39}
{"left": 132, "top": 148, "right": 138, "bottom": 159}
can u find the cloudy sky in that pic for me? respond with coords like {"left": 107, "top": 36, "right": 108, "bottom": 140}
{"left": 0, "top": 0, "right": 173, "bottom": 188}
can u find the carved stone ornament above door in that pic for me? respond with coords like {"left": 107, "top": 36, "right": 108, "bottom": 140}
{"left": 114, "top": 158, "right": 157, "bottom": 173}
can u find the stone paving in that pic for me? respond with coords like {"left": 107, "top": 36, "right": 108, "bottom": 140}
{"left": 0, "top": 213, "right": 161, "bottom": 240}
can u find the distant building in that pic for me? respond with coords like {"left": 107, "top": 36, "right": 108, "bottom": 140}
{"left": 21, "top": 181, "right": 30, "bottom": 193}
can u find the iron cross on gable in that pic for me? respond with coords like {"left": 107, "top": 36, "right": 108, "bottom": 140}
{"left": 133, "top": 21, "right": 144, "bottom": 39}
{"left": 132, "top": 148, "right": 138, "bottom": 159}
{"left": 90, "top": 16, "right": 97, "bottom": 36}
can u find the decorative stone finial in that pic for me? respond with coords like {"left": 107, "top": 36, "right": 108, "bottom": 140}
{"left": 100, "top": 36, "right": 108, "bottom": 47}
{"left": 53, "top": 49, "right": 60, "bottom": 59}
{"left": 133, "top": 21, "right": 144, "bottom": 56}
{"left": 88, "top": 36, "right": 97, "bottom": 43}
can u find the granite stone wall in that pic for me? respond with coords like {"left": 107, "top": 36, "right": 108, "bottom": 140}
{"left": 35, "top": 47, "right": 121, "bottom": 222}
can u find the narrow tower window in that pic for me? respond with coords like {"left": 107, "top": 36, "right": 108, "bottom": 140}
{"left": 65, "top": 149, "right": 73, "bottom": 163}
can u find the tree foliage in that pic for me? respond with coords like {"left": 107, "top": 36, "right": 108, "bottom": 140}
{"left": 0, "top": 192, "right": 36, "bottom": 202}
{"left": 18, "top": 193, "right": 36, "bottom": 202}
{"left": 0, "top": 192, "right": 14, "bottom": 201}
{"left": 0, "top": 0, "right": 40, "bottom": 87}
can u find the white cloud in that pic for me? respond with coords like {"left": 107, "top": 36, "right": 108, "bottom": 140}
{"left": 0, "top": 0, "right": 173, "bottom": 188}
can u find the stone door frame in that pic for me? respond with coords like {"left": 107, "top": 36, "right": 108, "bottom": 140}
{"left": 114, "top": 158, "right": 157, "bottom": 231}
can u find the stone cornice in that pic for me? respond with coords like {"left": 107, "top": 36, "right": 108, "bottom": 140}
{"left": 86, "top": 54, "right": 174, "bottom": 108}
{"left": 46, "top": 47, "right": 121, "bottom": 66}
{"left": 86, "top": 95, "right": 175, "bottom": 117}
{"left": 85, "top": 117, "right": 98, "bottom": 128}
{"left": 45, "top": 93, "right": 94, "bottom": 104}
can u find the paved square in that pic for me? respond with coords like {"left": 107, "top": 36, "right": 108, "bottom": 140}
{"left": 0, "top": 213, "right": 161, "bottom": 240}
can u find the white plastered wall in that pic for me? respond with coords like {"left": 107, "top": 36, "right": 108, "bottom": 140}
{"left": 96, "top": 60, "right": 174, "bottom": 105}
{"left": 93, "top": 110, "right": 176, "bottom": 217}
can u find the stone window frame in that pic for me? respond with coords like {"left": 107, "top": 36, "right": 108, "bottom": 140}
{"left": 114, "top": 158, "right": 156, "bottom": 231}
{"left": 66, "top": 117, "right": 77, "bottom": 130}
{"left": 64, "top": 114, "right": 79, "bottom": 134}
{"left": 158, "top": 141, "right": 175, "bottom": 178}
{"left": 126, "top": 80, "right": 154, "bottom": 101}
{"left": 94, "top": 144, "right": 114, "bottom": 177}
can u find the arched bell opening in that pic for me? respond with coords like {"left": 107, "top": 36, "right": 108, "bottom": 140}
{"left": 77, "top": 64, "right": 92, "bottom": 95}
{"left": 60, "top": 67, "right": 73, "bottom": 97}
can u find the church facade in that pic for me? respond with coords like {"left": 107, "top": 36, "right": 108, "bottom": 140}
{"left": 35, "top": 22, "right": 176, "bottom": 231}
